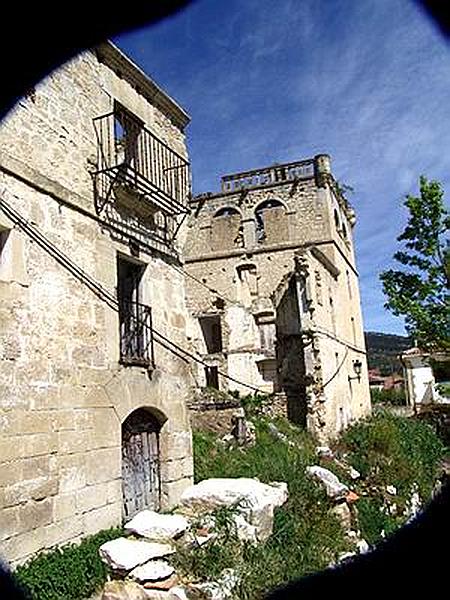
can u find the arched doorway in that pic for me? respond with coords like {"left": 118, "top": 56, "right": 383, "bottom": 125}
{"left": 122, "top": 408, "right": 161, "bottom": 518}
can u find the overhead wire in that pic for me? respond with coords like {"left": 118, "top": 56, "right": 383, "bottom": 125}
{"left": 0, "top": 191, "right": 265, "bottom": 393}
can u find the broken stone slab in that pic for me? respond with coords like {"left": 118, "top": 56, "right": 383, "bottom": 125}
{"left": 101, "top": 580, "right": 149, "bottom": 600}
{"left": 129, "top": 560, "right": 175, "bottom": 583}
{"left": 125, "top": 511, "right": 189, "bottom": 541}
{"left": 144, "top": 574, "right": 179, "bottom": 591}
{"left": 99, "top": 538, "right": 175, "bottom": 572}
{"left": 179, "top": 478, "right": 288, "bottom": 542}
{"left": 386, "top": 485, "right": 397, "bottom": 495}
{"left": 306, "top": 466, "right": 348, "bottom": 500}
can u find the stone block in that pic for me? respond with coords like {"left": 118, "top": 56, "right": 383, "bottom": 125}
{"left": 18, "top": 498, "right": 53, "bottom": 534}
{"left": 76, "top": 481, "right": 109, "bottom": 513}
{"left": 22, "top": 456, "right": 50, "bottom": 481}
{"left": 21, "top": 433, "right": 58, "bottom": 458}
{"left": 85, "top": 447, "right": 121, "bottom": 485}
{"left": 0, "top": 506, "right": 19, "bottom": 541}
{"left": 58, "top": 430, "right": 91, "bottom": 455}
{"left": 83, "top": 501, "right": 122, "bottom": 536}
{"left": 53, "top": 492, "right": 77, "bottom": 521}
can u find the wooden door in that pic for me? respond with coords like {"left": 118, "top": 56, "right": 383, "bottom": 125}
{"left": 122, "top": 409, "right": 161, "bottom": 519}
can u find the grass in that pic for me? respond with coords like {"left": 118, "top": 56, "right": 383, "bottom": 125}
{"left": 185, "top": 409, "right": 444, "bottom": 598}
{"left": 185, "top": 416, "right": 351, "bottom": 598}
{"left": 13, "top": 527, "right": 123, "bottom": 600}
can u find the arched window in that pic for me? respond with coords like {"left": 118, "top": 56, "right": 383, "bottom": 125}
{"left": 255, "top": 199, "right": 285, "bottom": 243}
{"left": 211, "top": 206, "right": 243, "bottom": 250}
{"left": 214, "top": 206, "right": 240, "bottom": 219}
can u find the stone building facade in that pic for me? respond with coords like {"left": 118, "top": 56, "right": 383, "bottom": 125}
{"left": 0, "top": 43, "right": 194, "bottom": 565}
{"left": 185, "top": 156, "right": 371, "bottom": 441}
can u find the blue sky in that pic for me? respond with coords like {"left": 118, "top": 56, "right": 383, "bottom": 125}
{"left": 114, "top": 0, "right": 450, "bottom": 336}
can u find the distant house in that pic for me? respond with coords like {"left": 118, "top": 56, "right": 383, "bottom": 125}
{"left": 401, "top": 348, "right": 450, "bottom": 408}
{"left": 368, "top": 369, "right": 404, "bottom": 391}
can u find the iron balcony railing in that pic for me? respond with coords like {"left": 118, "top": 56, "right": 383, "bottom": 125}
{"left": 221, "top": 159, "right": 315, "bottom": 192}
{"left": 94, "top": 111, "right": 190, "bottom": 216}
{"left": 119, "top": 300, "right": 155, "bottom": 367}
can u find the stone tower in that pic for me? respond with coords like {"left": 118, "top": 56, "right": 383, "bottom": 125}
{"left": 184, "top": 154, "right": 371, "bottom": 441}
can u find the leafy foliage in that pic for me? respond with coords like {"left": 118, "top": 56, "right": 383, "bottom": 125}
{"left": 370, "top": 387, "right": 406, "bottom": 406}
{"left": 338, "top": 409, "right": 444, "bottom": 545}
{"left": 380, "top": 176, "right": 450, "bottom": 350}
{"left": 13, "top": 527, "right": 123, "bottom": 600}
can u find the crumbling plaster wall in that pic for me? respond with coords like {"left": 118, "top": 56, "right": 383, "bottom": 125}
{"left": 0, "top": 49, "right": 193, "bottom": 566}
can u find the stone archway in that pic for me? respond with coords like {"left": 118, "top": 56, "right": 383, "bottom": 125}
{"left": 121, "top": 408, "right": 161, "bottom": 519}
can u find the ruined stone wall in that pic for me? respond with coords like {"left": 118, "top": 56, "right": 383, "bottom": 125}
{"left": 184, "top": 159, "right": 370, "bottom": 436}
{"left": 0, "top": 48, "right": 193, "bottom": 566}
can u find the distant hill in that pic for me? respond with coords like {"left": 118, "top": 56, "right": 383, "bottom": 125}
{"left": 364, "top": 331, "right": 412, "bottom": 375}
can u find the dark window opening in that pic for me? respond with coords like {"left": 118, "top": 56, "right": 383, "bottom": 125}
{"left": 117, "top": 256, "right": 153, "bottom": 366}
{"left": 114, "top": 102, "right": 143, "bottom": 170}
{"left": 334, "top": 209, "right": 340, "bottom": 229}
{"left": 0, "top": 230, "right": 9, "bottom": 264}
{"left": 205, "top": 365, "right": 219, "bottom": 389}
{"left": 199, "top": 315, "right": 223, "bottom": 353}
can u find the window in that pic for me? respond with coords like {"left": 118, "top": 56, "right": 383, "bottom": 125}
{"left": 255, "top": 199, "right": 285, "bottom": 243}
{"left": 198, "top": 315, "right": 223, "bottom": 354}
{"left": 114, "top": 102, "right": 143, "bottom": 170}
{"left": 205, "top": 365, "right": 219, "bottom": 389}
{"left": 334, "top": 209, "right": 340, "bottom": 229}
{"left": 236, "top": 263, "right": 258, "bottom": 306}
{"left": 0, "top": 229, "right": 11, "bottom": 281}
{"left": 117, "top": 256, "right": 153, "bottom": 366}
{"left": 211, "top": 207, "right": 243, "bottom": 250}
{"left": 0, "top": 229, "right": 9, "bottom": 264}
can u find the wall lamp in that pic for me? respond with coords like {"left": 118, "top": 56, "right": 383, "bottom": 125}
{"left": 348, "top": 359, "right": 363, "bottom": 383}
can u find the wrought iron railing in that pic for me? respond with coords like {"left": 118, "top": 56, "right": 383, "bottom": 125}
{"left": 119, "top": 300, "right": 155, "bottom": 367}
{"left": 221, "top": 159, "right": 314, "bottom": 192}
{"left": 94, "top": 111, "right": 190, "bottom": 216}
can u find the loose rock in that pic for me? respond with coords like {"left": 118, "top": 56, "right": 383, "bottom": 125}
{"left": 179, "top": 478, "right": 288, "bottom": 542}
{"left": 130, "top": 560, "right": 175, "bottom": 583}
{"left": 101, "top": 580, "right": 148, "bottom": 600}
{"left": 125, "top": 511, "right": 189, "bottom": 541}
{"left": 99, "top": 538, "right": 175, "bottom": 572}
{"left": 144, "top": 574, "right": 179, "bottom": 591}
{"left": 306, "top": 466, "right": 348, "bottom": 500}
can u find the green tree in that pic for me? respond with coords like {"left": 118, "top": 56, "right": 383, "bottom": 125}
{"left": 380, "top": 176, "right": 449, "bottom": 351}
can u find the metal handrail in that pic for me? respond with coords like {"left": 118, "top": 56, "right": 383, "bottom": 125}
{"left": 119, "top": 300, "right": 155, "bottom": 367}
{"left": 94, "top": 112, "right": 190, "bottom": 216}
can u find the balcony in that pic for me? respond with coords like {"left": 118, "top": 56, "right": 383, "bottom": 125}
{"left": 221, "top": 159, "right": 314, "bottom": 193}
{"left": 94, "top": 110, "right": 190, "bottom": 219}
{"left": 119, "top": 300, "right": 155, "bottom": 368}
